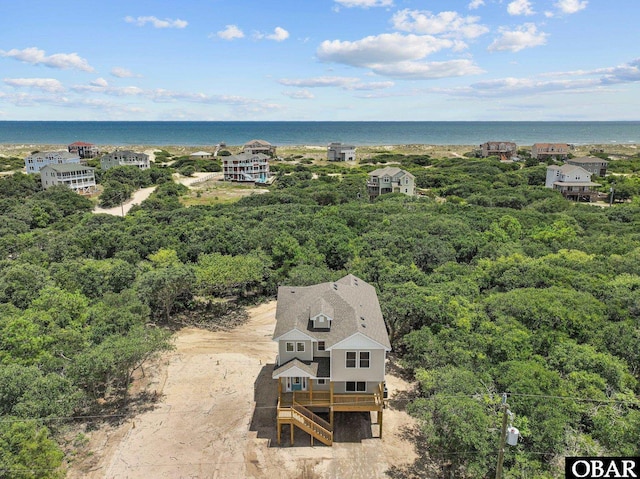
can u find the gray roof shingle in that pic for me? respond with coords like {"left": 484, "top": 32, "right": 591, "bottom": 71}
{"left": 273, "top": 274, "right": 391, "bottom": 350}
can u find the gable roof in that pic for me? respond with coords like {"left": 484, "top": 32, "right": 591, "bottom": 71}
{"left": 567, "top": 156, "right": 608, "bottom": 165}
{"left": 368, "top": 167, "right": 414, "bottom": 180}
{"left": 273, "top": 274, "right": 391, "bottom": 351}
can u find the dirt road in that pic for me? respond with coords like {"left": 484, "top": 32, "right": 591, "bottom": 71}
{"left": 69, "top": 301, "right": 417, "bottom": 479}
{"left": 92, "top": 172, "right": 221, "bottom": 216}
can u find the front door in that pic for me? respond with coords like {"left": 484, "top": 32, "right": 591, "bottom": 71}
{"left": 286, "top": 377, "right": 307, "bottom": 392}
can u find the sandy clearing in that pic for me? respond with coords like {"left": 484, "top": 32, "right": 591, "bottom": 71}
{"left": 92, "top": 172, "right": 220, "bottom": 216}
{"left": 69, "top": 301, "right": 418, "bottom": 479}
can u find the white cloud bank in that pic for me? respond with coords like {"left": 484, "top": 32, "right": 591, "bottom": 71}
{"left": 4, "top": 78, "right": 65, "bottom": 93}
{"left": 488, "top": 23, "right": 548, "bottom": 52}
{"left": 124, "top": 16, "right": 188, "bottom": 29}
{"left": 0, "top": 47, "right": 94, "bottom": 72}
{"left": 507, "top": 0, "right": 535, "bottom": 16}
{"left": 391, "top": 9, "right": 489, "bottom": 39}
{"left": 555, "top": 0, "right": 588, "bottom": 14}
{"left": 317, "top": 33, "right": 483, "bottom": 79}
{"left": 111, "top": 67, "right": 140, "bottom": 78}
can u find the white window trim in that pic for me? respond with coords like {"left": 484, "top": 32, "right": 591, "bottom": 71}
{"left": 359, "top": 351, "right": 370, "bottom": 369}
{"left": 286, "top": 341, "right": 294, "bottom": 352}
{"left": 296, "top": 342, "right": 305, "bottom": 352}
{"left": 346, "top": 351, "right": 356, "bottom": 368}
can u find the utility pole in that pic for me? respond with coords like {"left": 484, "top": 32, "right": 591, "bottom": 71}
{"left": 495, "top": 393, "right": 509, "bottom": 479}
{"left": 609, "top": 183, "right": 615, "bottom": 207}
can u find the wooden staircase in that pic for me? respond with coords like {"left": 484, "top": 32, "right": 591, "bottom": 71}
{"left": 277, "top": 401, "right": 333, "bottom": 446}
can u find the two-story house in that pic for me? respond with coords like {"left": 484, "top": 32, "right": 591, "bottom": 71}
{"left": 243, "top": 139, "right": 276, "bottom": 157}
{"left": 100, "top": 150, "right": 150, "bottom": 170}
{"left": 327, "top": 143, "right": 356, "bottom": 162}
{"left": 545, "top": 164, "right": 601, "bottom": 201}
{"left": 223, "top": 152, "right": 271, "bottom": 183}
{"left": 272, "top": 274, "right": 391, "bottom": 446}
{"left": 68, "top": 141, "right": 99, "bottom": 160}
{"left": 480, "top": 141, "right": 517, "bottom": 160}
{"left": 367, "top": 167, "right": 415, "bottom": 200}
{"left": 40, "top": 163, "right": 97, "bottom": 195}
{"left": 531, "top": 143, "right": 569, "bottom": 160}
{"left": 567, "top": 156, "right": 608, "bottom": 177}
{"left": 24, "top": 151, "right": 81, "bottom": 174}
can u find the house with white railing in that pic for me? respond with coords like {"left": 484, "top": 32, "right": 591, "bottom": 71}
{"left": 272, "top": 274, "right": 391, "bottom": 446}
{"left": 40, "top": 163, "right": 97, "bottom": 195}
{"left": 25, "top": 151, "right": 81, "bottom": 174}
{"left": 223, "top": 152, "right": 271, "bottom": 183}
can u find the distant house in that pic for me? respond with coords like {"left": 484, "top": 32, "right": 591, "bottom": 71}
{"left": 100, "top": 150, "right": 150, "bottom": 170}
{"left": 567, "top": 156, "right": 608, "bottom": 177}
{"left": 327, "top": 143, "right": 356, "bottom": 162}
{"left": 532, "top": 143, "right": 569, "bottom": 160}
{"left": 40, "top": 164, "right": 96, "bottom": 195}
{"left": 243, "top": 139, "right": 276, "bottom": 157}
{"left": 223, "top": 152, "right": 271, "bottom": 183}
{"left": 545, "top": 164, "right": 601, "bottom": 201}
{"left": 190, "top": 151, "right": 212, "bottom": 160}
{"left": 25, "top": 151, "right": 80, "bottom": 174}
{"left": 68, "top": 141, "right": 98, "bottom": 159}
{"left": 367, "top": 167, "right": 415, "bottom": 200}
{"left": 272, "top": 274, "right": 390, "bottom": 446}
{"left": 480, "top": 141, "right": 517, "bottom": 160}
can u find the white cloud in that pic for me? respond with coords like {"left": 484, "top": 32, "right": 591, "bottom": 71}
{"left": 334, "top": 0, "right": 393, "bottom": 8}
{"left": 255, "top": 27, "right": 290, "bottom": 42}
{"left": 488, "top": 23, "right": 548, "bottom": 52}
{"left": 0, "top": 47, "right": 94, "bottom": 72}
{"left": 279, "top": 76, "right": 395, "bottom": 90}
{"left": 391, "top": 9, "right": 489, "bottom": 39}
{"left": 111, "top": 67, "right": 140, "bottom": 78}
{"left": 367, "top": 59, "right": 484, "bottom": 79}
{"left": 216, "top": 25, "right": 244, "bottom": 40}
{"left": 593, "top": 58, "right": 640, "bottom": 85}
{"left": 4, "top": 77, "right": 65, "bottom": 93}
{"left": 124, "top": 16, "right": 188, "bottom": 29}
{"left": 468, "top": 0, "right": 485, "bottom": 9}
{"left": 318, "top": 33, "right": 454, "bottom": 67}
{"left": 90, "top": 78, "right": 109, "bottom": 87}
{"left": 555, "top": 0, "right": 588, "bottom": 14}
{"left": 282, "top": 90, "right": 315, "bottom": 99}
{"left": 507, "top": 0, "right": 535, "bottom": 16}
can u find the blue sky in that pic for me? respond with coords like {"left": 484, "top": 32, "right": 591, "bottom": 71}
{"left": 1, "top": 0, "right": 639, "bottom": 121}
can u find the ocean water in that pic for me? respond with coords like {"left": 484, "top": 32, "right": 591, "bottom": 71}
{"left": 0, "top": 121, "right": 638, "bottom": 147}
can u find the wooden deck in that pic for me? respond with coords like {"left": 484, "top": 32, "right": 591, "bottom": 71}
{"left": 276, "top": 382, "right": 385, "bottom": 445}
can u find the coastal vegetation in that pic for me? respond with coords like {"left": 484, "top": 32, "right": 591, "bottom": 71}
{"left": 0, "top": 147, "right": 639, "bottom": 477}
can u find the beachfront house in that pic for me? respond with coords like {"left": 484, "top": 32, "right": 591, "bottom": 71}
{"left": 25, "top": 151, "right": 81, "bottom": 174}
{"left": 327, "top": 143, "right": 356, "bottom": 162}
{"left": 243, "top": 139, "right": 276, "bottom": 157}
{"left": 223, "top": 152, "right": 270, "bottom": 183}
{"left": 272, "top": 274, "right": 391, "bottom": 446}
{"left": 40, "top": 164, "right": 96, "bottom": 195}
{"left": 531, "top": 143, "right": 569, "bottom": 160}
{"left": 545, "top": 164, "right": 601, "bottom": 201}
{"left": 100, "top": 150, "right": 150, "bottom": 170}
{"left": 68, "top": 141, "right": 99, "bottom": 160}
{"left": 567, "top": 157, "right": 608, "bottom": 177}
{"left": 190, "top": 151, "right": 213, "bottom": 160}
{"left": 367, "top": 167, "right": 415, "bottom": 200}
{"left": 480, "top": 141, "right": 517, "bottom": 160}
